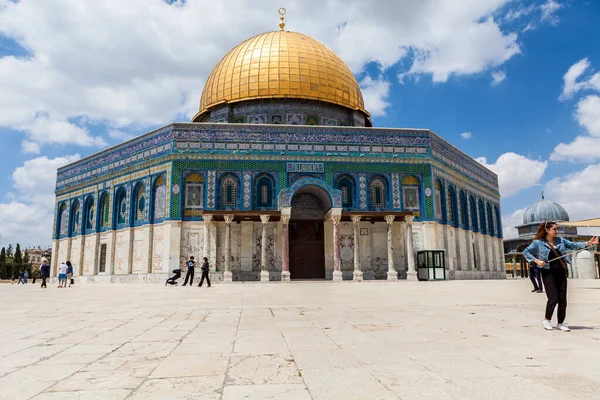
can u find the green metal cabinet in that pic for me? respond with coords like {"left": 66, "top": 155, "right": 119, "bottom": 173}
{"left": 417, "top": 250, "right": 446, "bottom": 281}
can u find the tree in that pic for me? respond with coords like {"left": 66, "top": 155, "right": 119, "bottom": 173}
{"left": 14, "top": 244, "right": 22, "bottom": 265}
{"left": 0, "top": 247, "right": 5, "bottom": 279}
{"left": 6, "top": 244, "right": 13, "bottom": 258}
{"left": 23, "top": 250, "right": 31, "bottom": 274}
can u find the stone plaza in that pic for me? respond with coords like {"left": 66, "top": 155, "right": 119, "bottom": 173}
{"left": 1, "top": 280, "right": 599, "bottom": 399}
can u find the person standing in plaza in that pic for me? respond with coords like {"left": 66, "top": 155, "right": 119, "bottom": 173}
{"left": 198, "top": 257, "right": 211, "bottom": 288}
{"left": 17, "top": 270, "right": 24, "bottom": 284}
{"left": 23, "top": 270, "right": 29, "bottom": 284}
{"left": 57, "top": 262, "right": 68, "bottom": 288}
{"left": 523, "top": 221, "right": 598, "bottom": 331}
{"left": 40, "top": 259, "right": 50, "bottom": 288}
{"left": 529, "top": 261, "right": 543, "bottom": 293}
{"left": 182, "top": 256, "right": 196, "bottom": 286}
{"left": 66, "top": 261, "right": 74, "bottom": 287}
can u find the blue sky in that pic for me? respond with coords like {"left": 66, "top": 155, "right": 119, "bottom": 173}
{"left": 1, "top": 0, "right": 599, "bottom": 247}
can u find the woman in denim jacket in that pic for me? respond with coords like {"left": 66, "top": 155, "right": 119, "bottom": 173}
{"left": 523, "top": 221, "right": 598, "bottom": 331}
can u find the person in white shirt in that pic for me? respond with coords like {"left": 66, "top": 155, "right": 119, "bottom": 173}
{"left": 58, "top": 262, "right": 68, "bottom": 288}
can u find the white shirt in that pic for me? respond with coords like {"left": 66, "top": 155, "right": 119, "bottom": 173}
{"left": 58, "top": 263, "right": 68, "bottom": 274}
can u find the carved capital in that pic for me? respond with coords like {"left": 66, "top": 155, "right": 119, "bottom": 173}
{"left": 260, "top": 215, "right": 270, "bottom": 224}
{"left": 280, "top": 214, "right": 290, "bottom": 225}
{"left": 405, "top": 215, "right": 414, "bottom": 224}
{"left": 203, "top": 214, "right": 213, "bottom": 223}
{"left": 351, "top": 215, "right": 362, "bottom": 224}
{"left": 224, "top": 215, "right": 234, "bottom": 224}
{"left": 331, "top": 215, "right": 342, "bottom": 225}
{"left": 385, "top": 215, "right": 395, "bottom": 225}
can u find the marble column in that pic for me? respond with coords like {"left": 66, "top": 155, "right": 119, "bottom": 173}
{"left": 203, "top": 214, "right": 212, "bottom": 263}
{"left": 352, "top": 215, "right": 363, "bottom": 282}
{"left": 260, "top": 215, "right": 270, "bottom": 282}
{"left": 405, "top": 215, "right": 418, "bottom": 281}
{"left": 332, "top": 215, "right": 342, "bottom": 281}
{"left": 223, "top": 215, "right": 234, "bottom": 283}
{"left": 281, "top": 215, "right": 290, "bottom": 281}
{"left": 385, "top": 215, "right": 398, "bottom": 281}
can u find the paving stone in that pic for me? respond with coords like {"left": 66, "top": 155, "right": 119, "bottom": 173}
{"left": 1, "top": 280, "right": 600, "bottom": 399}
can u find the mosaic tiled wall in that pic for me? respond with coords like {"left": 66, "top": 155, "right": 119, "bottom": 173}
{"left": 202, "top": 99, "right": 363, "bottom": 126}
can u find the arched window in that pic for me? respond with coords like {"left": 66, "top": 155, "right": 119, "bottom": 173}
{"left": 478, "top": 199, "right": 486, "bottom": 234}
{"left": 459, "top": 191, "right": 468, "bottom": 229}
{"left": 494, "top": 205, "right": 502, "bottom": 238}
{"left": 84, "top": 196, "right": 94, "bottom": 233}
{"left": 335, "top": 175, "right": 355, "bottom": 209}
{"left": 370, "top": 176, "right": 388, "bottom": 209}
{"left": 184, "top": 173, "right": 203, "bottom": 214}
{"left": 114, "top": 187, "right": 127, "bottom": 228}
{"left": 69, "top": 200, "right": 81, "bottom": 236}
{"left": 469, "top": 195, "right": 478, "bottom": 231}
{"left": 255, "top": 174, "right": 275, "bottom": 208}
{"left": 402, "top": 175, "right": 420, "bottom": 211}
{"left": 434, "top": 180, "right": 444, "bottom": 220}
{"left": 219, "top": 174, "right": 238, "bottom": 209}
{"left": 57, "top": 203, "right": 68, "bottom": 237}
{"left": 153, "top": 176, "right": 167, "bottom": 221}
{"left": 98, "top": 192, "right": 110, "bottom": 229}
{"left": 133, "top": 182, "right": 146, "bottom": 223}
{"left": 487, "top": 203, "right": 495, "bottom": 236}
{"left": 447, "top": 186, "right": 457, "bottom": 227}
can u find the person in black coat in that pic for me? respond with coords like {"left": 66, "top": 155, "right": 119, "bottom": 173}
{"left": 198, "top": 257, "right": 211, "bottom": 288}
{"left": 529, "top": 261, "right": 543, "bottom": 293}
{"left": 182, "top": 256, "right": 196, "bottom": 286}
{"left": 40, "top": 259, "right": 51, "bottom": 289}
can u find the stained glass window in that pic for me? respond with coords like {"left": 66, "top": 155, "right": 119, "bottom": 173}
{"left": 85, "top": 197, "right": 94, "bottom": 231}
{"left": 154, "top": 176, "right": 167, "bottom": 221}
{"left": 371, "top": 178, "right": 385, "bottom": 209}
{"left": 434, "top": 181, "right": 442, "bottom": 220}
{"left": 59, "top": 203, "right": 68, "bottom": 236}
{"left": 255, "top": 176, "right": 273, "bottom": 208}
{"left": 71, "top": 201, "right": 80, "bottom": 235}
{"left": 222, "top": 177, "right": 236, "bottom": 208}
{"left": 184, "top": 173, "right": 203, "bottom": 211}
{"left": 115, "top": 189, "right": 127, "bottom": 225}
{"left": 337, "top": 177, "right": 353, "bottom": 208}
{"left": 134, "top": 184, "right": 146, "bottom": 222}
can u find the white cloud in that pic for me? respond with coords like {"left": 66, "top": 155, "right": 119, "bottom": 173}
{"left": 559, "top": 58, "right": 600, "bottom": 100}
{"left": 476, "top": 152, "right": 548, "bottom": 197}
{"left": 0, "top": 0, "right": 526, "bottom": 147}
{"left": 502, "top": 207, "right": 526, "bottom": 239}
{"left": 575, "top": 95, "right": 600, "bottom": 136}
{"left": 360, "top": 75, "right": 390, "bottom": 117}
{"left": 546, "top": 128, "right": 552, "bottom": 134}
{"left": 540, "top": 0, "right": 562, "bottom": 26}
{"left": 544, "top": 163, "right": 600, "bottom": 222}
{"left": 0, "top": 154, "right": 80, "bottom": 247}
{"left": 21, "top": 140, "right": 40, "bottom": 154}
{"left": 491, "top": 70, "right": 506, "bottom": 86}
{"left": 460, "top": 132, "right": 472, "bottom": 139}
{"left": 550, "top": 95, "right": 600, "bottom": 162}
{"left": 552, "top": 57, "right": 600, "bottom": 162}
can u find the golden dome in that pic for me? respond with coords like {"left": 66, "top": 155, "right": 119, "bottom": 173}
{"left": 193, "top": 30, "right": 368, "bottom": 121}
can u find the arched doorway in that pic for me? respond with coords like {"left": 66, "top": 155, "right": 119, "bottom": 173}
{"left": 289, "top": 188, "right": 329, "bottom": 279}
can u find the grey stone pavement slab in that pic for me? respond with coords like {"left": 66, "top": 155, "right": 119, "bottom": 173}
{"left": 1, "top": 279, "right": 599, "bottom": 400}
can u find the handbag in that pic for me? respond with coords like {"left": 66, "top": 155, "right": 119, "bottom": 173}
{"left": 70, "top": 278, "right": 74, "bottom": 285}
{"left": 547, "top": 242, "right": 568, "bottom": 274}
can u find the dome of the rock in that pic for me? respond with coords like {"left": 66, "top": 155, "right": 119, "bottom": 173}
{"left": 192, "top": 30, "right": 370, "bottom": 125}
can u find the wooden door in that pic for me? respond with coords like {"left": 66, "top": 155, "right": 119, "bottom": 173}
{"left": 289, "top": 220, "right": 325, "bottom": 279}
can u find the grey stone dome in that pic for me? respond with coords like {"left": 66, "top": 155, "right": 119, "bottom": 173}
{"left": 523, "top": 193, "right": 569, "bottom": 225}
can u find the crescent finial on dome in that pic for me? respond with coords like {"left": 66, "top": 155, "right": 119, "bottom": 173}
{"left": 541, "top": 190, "right": 544, "bottom": 200}
{"left": 278, "top": 7, "right": 286, "bottom": 30}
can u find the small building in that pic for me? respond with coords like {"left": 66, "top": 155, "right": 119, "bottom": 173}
{"left": 504, "top": 193, "right": 593, "bottom": 277}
